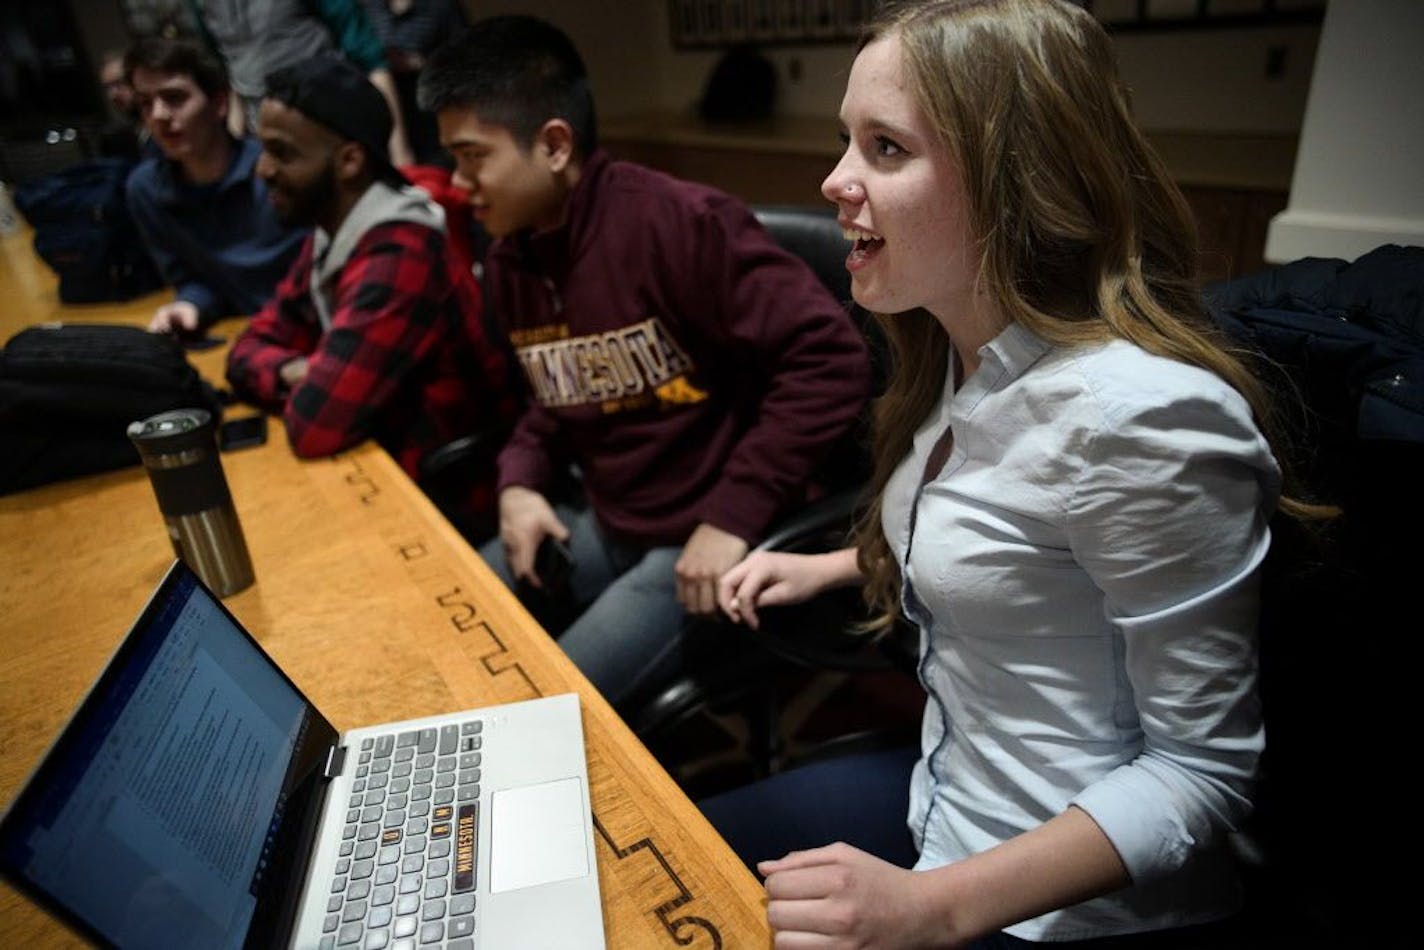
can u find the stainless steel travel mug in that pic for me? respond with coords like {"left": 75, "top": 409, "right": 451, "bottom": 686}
{"left": 127, "top": 408, "right": 255, "bottom": 596}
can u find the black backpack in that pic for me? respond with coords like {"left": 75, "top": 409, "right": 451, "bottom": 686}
{"left": 12, "top": 157, "right": 164, "bottom": 304}
{"left": 0, "top": 323, "right": 223, "bottom": 494}
{"left": 1204, "top": 245, "right": 1423, "bottom": 939}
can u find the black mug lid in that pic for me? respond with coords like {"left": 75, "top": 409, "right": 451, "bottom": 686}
{"left": 127, "top": 408, "right": 215, "bottom": 453}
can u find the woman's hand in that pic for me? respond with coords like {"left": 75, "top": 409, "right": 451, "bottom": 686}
{"left": 717, "top": 548, "right": 861, "bottom": 629}
{"left": 760, "top": 843, "right": 946, "bottom": 948}
{"left": 757, "top": 809, "right": 1133, "bottom": 948}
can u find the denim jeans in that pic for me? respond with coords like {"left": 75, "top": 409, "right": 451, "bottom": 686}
{"left": 697, "top": 746, "right": 921, "bottom": 872}
{"left": 478, "top": 503, "right": 685, "bottom": 706}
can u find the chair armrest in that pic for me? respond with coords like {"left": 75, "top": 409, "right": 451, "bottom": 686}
{"left": 755, "top": 489, "right": 860, "bottom": 554}
{"left": 414, "top": 424, "right": 513, "bottom": 545}
{"left": 417, "top": 426, "right": 509, "bottom": 485}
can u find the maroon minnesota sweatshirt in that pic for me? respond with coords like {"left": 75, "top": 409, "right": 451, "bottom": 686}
{"left": 487, "top": 151, "right": 871, "bottom": 547}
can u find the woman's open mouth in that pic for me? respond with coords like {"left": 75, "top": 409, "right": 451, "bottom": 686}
{"left": 843, "top": 226, "right": 885, "bottom": 268}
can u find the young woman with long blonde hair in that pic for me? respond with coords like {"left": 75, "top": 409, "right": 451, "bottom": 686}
{"left": 706, "top": 2, "right": 1310, "bottom": 945}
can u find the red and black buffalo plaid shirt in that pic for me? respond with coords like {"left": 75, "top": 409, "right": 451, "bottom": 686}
{"left": 226, "top": 220, "right": 521, "bottom": 522}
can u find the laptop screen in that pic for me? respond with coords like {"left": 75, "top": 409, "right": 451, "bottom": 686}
{"left": 0, "top": 563, "right": 335, "bottom": 949}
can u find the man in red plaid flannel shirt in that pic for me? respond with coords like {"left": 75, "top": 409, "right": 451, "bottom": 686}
{"left": 226, "top": 56, "right": 519, "bottom": 530}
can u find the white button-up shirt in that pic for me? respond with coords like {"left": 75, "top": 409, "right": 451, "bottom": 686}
{"left": 885, "top": 323, "right": 1278, "bottom": 940}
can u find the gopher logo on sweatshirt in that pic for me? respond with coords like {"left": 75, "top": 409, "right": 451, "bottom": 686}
{"left": 512, "top": 317, "right": 709, "bottom": 411}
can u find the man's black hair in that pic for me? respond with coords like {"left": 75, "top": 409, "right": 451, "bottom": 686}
{"left": 123, "top": 36, "right": 229, "bottom": 100}
{"left": 418, "top": 15, "right": 598, "bottom": 157}
{"left": 264, "top": 55, "right": 404, "bottom": 187}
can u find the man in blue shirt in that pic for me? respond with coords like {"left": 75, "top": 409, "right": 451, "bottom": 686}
{"left": 125, "top": 37, "right": 306, "bottom": 334}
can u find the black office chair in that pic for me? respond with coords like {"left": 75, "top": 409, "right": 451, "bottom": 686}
{"left": 622, "top": 205, "right": 921, "bottom": 792}
{"left": 416, "top": 423, "right": 511, "bottom": 545}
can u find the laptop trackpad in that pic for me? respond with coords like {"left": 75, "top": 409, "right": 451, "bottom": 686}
{"left": 489, "top": 777, "right": 590, "bottom": 893}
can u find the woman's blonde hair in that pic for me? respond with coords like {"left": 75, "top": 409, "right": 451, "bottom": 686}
{"left": 851, "top": 0, "right": 1325, "bottom": 621}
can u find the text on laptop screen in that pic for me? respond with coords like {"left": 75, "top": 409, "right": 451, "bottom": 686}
{"left": 1, "top": 570, "right": 307, "bottom": 949}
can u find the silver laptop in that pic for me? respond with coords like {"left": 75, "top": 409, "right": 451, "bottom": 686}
{"left": 0, "top": 560, "right": 605, "bottom": 949}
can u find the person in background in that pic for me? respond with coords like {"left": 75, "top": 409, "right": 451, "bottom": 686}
{"left": 124, "top": 37, "right": 305, "bottom": 335}
{"left": 360, "top": 0, "right": 467, "bottom": 164}
{"left": 187, "top": 0, "right": 415, "bottom": 166}
{"left": 96, "top": 49, "right": 145, "bottom": 159}
{"left": 100, "top": 49, "right": 138, "bottom": 124}
{"left": 226, "top": 55, "right": 519, "bottom": 529}
{"left": 703, "top": 1, "right": 1327, "bottom": 946}
{"left": 418, "top": 16, "right": 872, "bottom": 707}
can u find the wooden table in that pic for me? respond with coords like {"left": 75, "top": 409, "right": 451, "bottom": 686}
{"left": 0, "top": 227, "right": 769, "bottom": 947}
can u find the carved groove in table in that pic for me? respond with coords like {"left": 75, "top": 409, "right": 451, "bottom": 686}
{"left": 332, "top": 454, "right": 729, "bottom": 948}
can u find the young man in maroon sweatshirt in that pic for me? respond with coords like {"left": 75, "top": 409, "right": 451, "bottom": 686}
{"left": 419, "top": 16, "right": 871, "bottom": 706}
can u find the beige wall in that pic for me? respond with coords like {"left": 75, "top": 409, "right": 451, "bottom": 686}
{"left": 469, "top": 0, "right": 1318, "bottom": 135}
{"left": 1109, "top": 24, "right": 1319, "bottom": 134}
{"left": 1267, "top": 0, "right": 1424, "bottom": 260}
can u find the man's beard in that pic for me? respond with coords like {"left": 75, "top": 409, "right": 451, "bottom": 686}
{"left": 276, "top": 158, "right": 338, "bottom": 228}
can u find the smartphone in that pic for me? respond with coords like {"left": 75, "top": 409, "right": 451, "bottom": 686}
{"left": 534, "top": 536, "right": 575, "bottom": 591}
{"left": 218, "top": 414, "right": 268, "bottom": 452}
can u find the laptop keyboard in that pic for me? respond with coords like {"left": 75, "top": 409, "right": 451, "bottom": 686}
{"left": 320, "top": 720, "right": 484, "bottom": 949}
